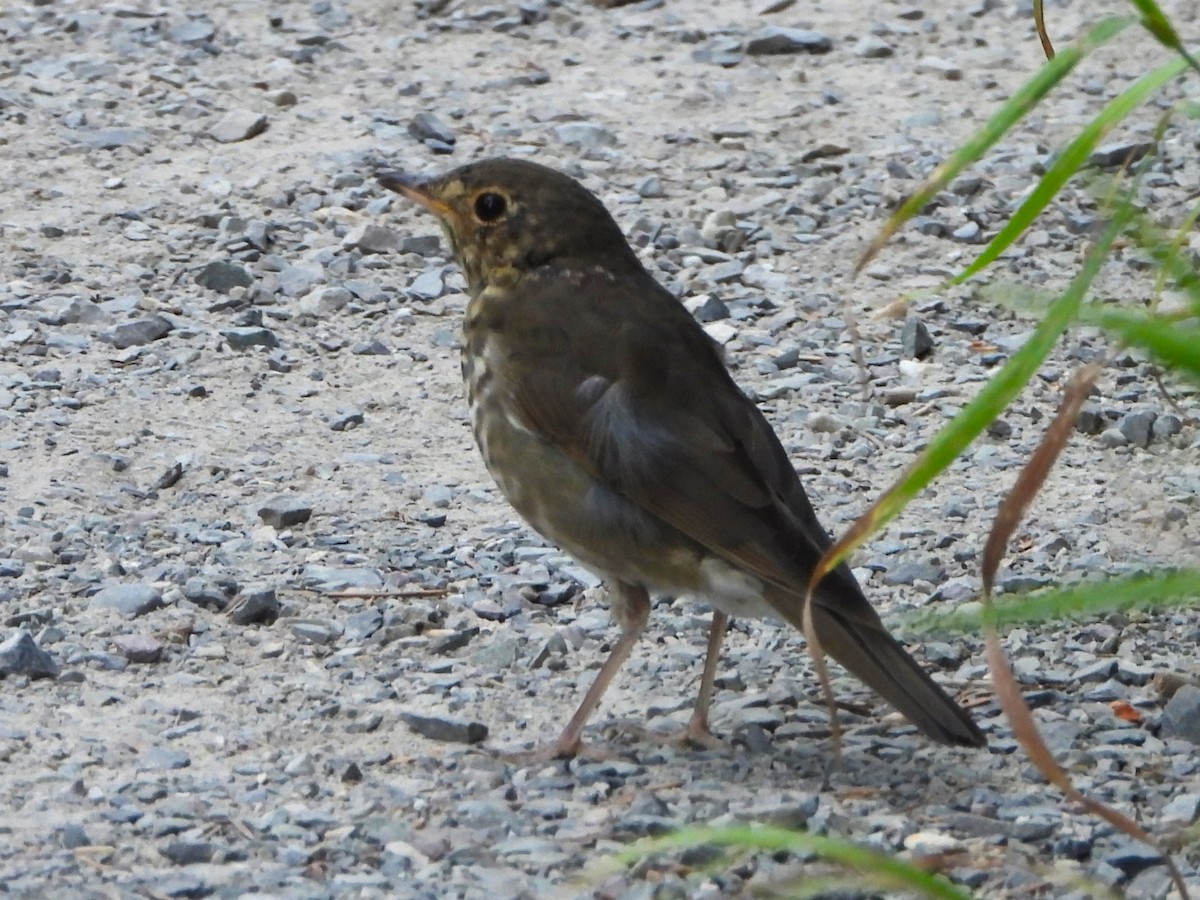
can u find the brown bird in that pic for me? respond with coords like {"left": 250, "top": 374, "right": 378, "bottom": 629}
{"left": 379, "top": 158, "right": 985, "bottom": 757}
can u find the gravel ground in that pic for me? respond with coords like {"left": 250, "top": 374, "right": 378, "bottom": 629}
{"left": 2, "top": 0, "right": 1199, "bottom": 897}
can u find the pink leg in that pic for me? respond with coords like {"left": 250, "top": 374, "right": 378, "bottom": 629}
{"left": 679, "top": 611, "right": 729, "bottom": 749}
{"left": 522, "top": 582, "right": 650, "bottom": 761}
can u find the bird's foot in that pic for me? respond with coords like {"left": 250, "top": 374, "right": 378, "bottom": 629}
{"left": 628, "top": 716, "right": 729, "bottom": 752}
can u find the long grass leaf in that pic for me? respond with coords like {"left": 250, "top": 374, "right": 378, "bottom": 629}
{"left": 952, "top": 55, "right": 1190, "bottom": 284}
{"left": 855, "top": 16, "right": 1132, "bottom": 273}
{"left": 813, "top": 203, "right": 1132, "bottom": 581}
{"left": 904, "top": 568, "right": 1200, "bottom": 633}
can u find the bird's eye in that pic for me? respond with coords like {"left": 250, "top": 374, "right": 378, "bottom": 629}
{"left": 474, "top": 191, "right": 507, "bottom": 223}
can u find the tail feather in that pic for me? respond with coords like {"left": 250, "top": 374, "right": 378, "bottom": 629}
{"left": 809, "top": 603, "right": 985, "bottom": 748}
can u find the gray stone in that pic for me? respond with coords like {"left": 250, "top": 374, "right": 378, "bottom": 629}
{"left": 400, "top": 711, "right": 488, "bottom": 744}
{"left": 901, "top": 317, "right": 934, "bottom": 358}
{"left": 693, "top": 294, "right": 730, "bottom": 323}
{"left": 59, "top": 824, "right": 90, "bottom": 849}
{"left": 916, "top": 56, "right": 964, "bottom": 80}
{"left": 1161, "top": 684, "right": 1200, "bottom": 744}
{"left": 112, "top": 634, "right": 164, "bottom": 664}
{"left": 89, "top": 584, "right": 165, "bottom": 618}
{"left": 1098, "top": 428, "right": 1129, "bottom": 448}
{"left": 101, "top": 316, "right": 173, "bottom": 349}
{"left": 952, "top": 221, "right": 981, "bottom": 242}
{"left": 343, "top": 223, "right": 402, "bottom": 253}
{"left": 227, "top": 587, "right": 280, "bottom": 626}
{"left": 140, "top": 748, "right": 191, "bottom": 771}
{"left": 854, "top": 35, "right": 893, "bottom": 58}
{"left": 406, "top": 269, "right": 444, "bottom": 300}
{"left": 409, "top": 112, "right": 456, "bottom": 145}
{"left": 1160, "top": 793, "right": 1200, "bottom": 826}
{"left": 1152, "top": 413, "right": 1182, "bottom": 440}
{"left": 0, "top": 630, "right": 59, "bottom": 679}
{"left": 1088, "top": 141, "right": 1155, "bottom": 169}
{"left": 277, "top": 263, "right": 325, "bottom": 297}
{"left": 1101, "top": 842, "right": 1164, "bottom": 878}
{"left": 351, "top": 340, "right": 390, "bottom": 355}
{"left": 56, "top": 297, "right": 112, "bottom": 325}
{"left": 210, "top": 110, "right": 268, "bottom": 143}
{"left": 257, "top": 497, "right": 313, "bottom": 528}
{"left": 195, "top": 260, "right": 252, "bottom": 293}
{"left": 637, "top": 176, "right": 664, "bottom": 198}
{"left": 222, "top": 327, "right": 278, "bottom": 350}
{"left": 882, "top": 559, "right": 945, "bottom": 586}
{"left": 1118, "top": 410, "right": 1156, "bottom": 448}
{"left": 401, "top": 234, "right": 442, "bottom": 256}
{"left": 553, "top": 122, "right": 617, "bottom": 149}
{"left": 78, "top": 128, "right": 150, "bottom": 150}
{"left": 301, "top": 566, "right": 384, "bottom": 591}
{"left": 169, "top": 20, "right": 215, "bottom": 43}
{"left": 161, "top": 840, "right": 215, "bottom": 865}
{"left": 745, "top": 26, "right": 833, "bottom": 55}
{"left": 1074, "top": 658, "right": 1115, "bottom": 683}
{"left": 330, "top": 408, "right": 364, "bottom": 431}
{"left": 1076, "top": 405, "right": 1107, "bottom": 435}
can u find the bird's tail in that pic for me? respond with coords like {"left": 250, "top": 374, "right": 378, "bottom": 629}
{"left": 806, "top": 600, "right": 985, "bottom": 748}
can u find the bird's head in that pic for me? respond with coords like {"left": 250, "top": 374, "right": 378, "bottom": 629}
{"left": 379, "top": 157, "right": 641, "bottom": 294}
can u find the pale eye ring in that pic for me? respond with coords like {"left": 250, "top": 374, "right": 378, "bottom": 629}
{"left": 474, "top": 192, "right": 507, "bottom": 222}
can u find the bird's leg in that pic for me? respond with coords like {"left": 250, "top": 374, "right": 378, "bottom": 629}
{"left": 628, "top": 610, "right": 730, "bottom": 750}
{"left": 519, "top": 583, "right": 650, "bottom": 762}
{"left": 677, "top": 610, "right": 729, "bottom": 749}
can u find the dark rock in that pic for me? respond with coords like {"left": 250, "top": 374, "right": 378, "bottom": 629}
{"left": 1118, "top": 410, "right": 1156, "bottom": 448}
{"left": 113, "top": 634, "right": 164, "bottom": 663}
{"left": 330, "top": 408, "right": 364, "bottom": 431}
{"left": 901, "top": 317, "right": 934, "bottom": 358}
{"left": 210, "top": 111, "right": 268, "bottom": 143}
{"left": 1101, "top": 842, "right": 1163, "bottom": 878}
{"left": 409, "top": 112, "right": 456, "bottom": 146}
{"left": 257, "top": 497, "right": 313, "bottom": 528}
{"left": 140, "top": 748, "right": 191, "bottom": 771}
{"left": 400, "top": 711, "right": 488, "bottom": 744}
{"left": 222, "top": 327, "right": 278, "bottom": 350}
{"left": 1076, "top": 405, "right": 1107, "bottom": 435}
{"left": 1152, "top": 413, "right": 1182, "bottom": 440}
{"left": 161, "top": 840, "right": 216, "bottom": 865}
{"left": 949, "top": 319, "right": 988, "bottom": 335}
{"left": 102, "top": 316, "right": 173, "bottom": 349}
{"left": 89, "top": 584, "right": 165, "bottom": 618}
{"left": 59, "top": 824, "right": 91, "bottom": 849}
{"left": 882, "top": 559, "right": 944, "bottom": 586}
{"left": 154, "top": 463, "right": 184, "bottom": 490}
{"left": 343, "top": 224, "right": 402, "bottom": 254}
{"left": 0, "top": 630, "right": 60, "bottom": 678}
{"left": 1088, "top": 141, "right": 1155, "bottom": 169}
{"left": 745, "top": 26, "right": 832, "bottom": 55}
{"left": 693, "top": 294, "right": 731, "bottom": 323}
{"left": 552, "top": 122, "right": 617, "bottom": 149}
{"left": 1161, "top": 684, "right": 1200, "bottom": 744}
{"left": 226, "top": 587, "right": 280, "bottom": 626}
{"left": 195, "top": 261, "right": 252, "bottom": 293}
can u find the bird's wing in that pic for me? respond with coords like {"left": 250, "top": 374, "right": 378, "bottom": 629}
{"left": 506, "top": 270, "right": 871, "bottom": 621}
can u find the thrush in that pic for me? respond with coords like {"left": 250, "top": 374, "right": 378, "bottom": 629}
{"left": 379, "top": 158, "right": 985, "bottom": 757}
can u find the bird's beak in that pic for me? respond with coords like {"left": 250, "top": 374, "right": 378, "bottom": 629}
{"left": 378, "top": 171, "right": 453, "bottom": 219}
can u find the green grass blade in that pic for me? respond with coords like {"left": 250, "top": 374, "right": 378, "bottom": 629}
{"left": 1128, "top": 0, "right": 1200, "bottom": 73}
{"left": 621, "top": 826, "right": 976, "bottom": 900}
{"left": 855, "top": 16, "right": 1131, "bottom": 273}
{"left": 1096, "top": 311, "right": 1200, "bottom": 382}
{"left": 904, "top": 569, "right": 1200, "bottom": 632}
{"left": 951, "top": 54, "right": 1190, "bottom": 284}
{"left": 832, "top": 203, "right": 1133, "bottom": 559}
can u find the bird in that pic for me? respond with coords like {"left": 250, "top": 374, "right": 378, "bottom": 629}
{"left": 378, "top": 157, "right": 985, "bottom": 758}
